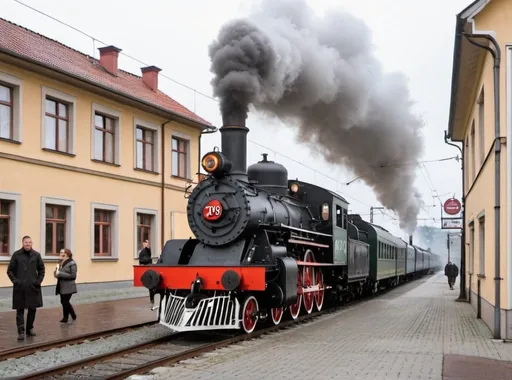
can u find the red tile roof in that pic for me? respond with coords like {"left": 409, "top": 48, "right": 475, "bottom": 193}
{"left": 0, "top": 17, "right": 212, "bottom": 127}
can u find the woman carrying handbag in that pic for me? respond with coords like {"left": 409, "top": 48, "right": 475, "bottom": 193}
{"left": 54, "top": 248, "right": 77, "bottom": 323}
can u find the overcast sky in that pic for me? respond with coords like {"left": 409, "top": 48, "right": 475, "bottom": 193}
{"left": 1, "top": 0, "right": 471, "bottom": 240}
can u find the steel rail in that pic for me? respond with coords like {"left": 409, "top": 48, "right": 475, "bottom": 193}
{"left": 13, "top": 293, "right": 380, "bottom": 379}
{"left": 0, "top": 320, "right": 157, "bottom": 361}
{"left": 9, "top": 275, "right": 433, "bottom": 380}
{"left": 10, "top": 333, "right": 177, "bottom": 380}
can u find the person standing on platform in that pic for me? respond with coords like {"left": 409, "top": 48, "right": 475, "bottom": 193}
{"left": 444, "top": 261, "right": 459, "bottom": 290}
{"left": 6, "top": 236, "right": 46, "bottom": 340}
{"left": 54, "top": 248, "right": 77, "bottom": 323}
{"left": 138, "top": 240, "right": 156, "bottom": 303}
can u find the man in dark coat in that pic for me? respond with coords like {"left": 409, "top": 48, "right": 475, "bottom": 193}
{"left": 138, "top": 240, "right": 156, "bottom": 303}
{"left": 138, "top": 239, "right": 152, "bottom": 265}
{"left": 7, "top": 236, "right": 46, "bottom": 340}
{"left": 444, "top": 261, "right": 459, "bottom": 290}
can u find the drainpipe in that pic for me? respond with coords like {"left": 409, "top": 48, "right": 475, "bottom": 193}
{"left": 161, "top": 119, "right": 173, "bottom": 248}
{"left": 462, "top": 32, "right": 502, "bottom": 340}
{"left": 507, "top": 44, "right": 512, "bottom": 336}
{"left": 444, "top": 131, "right": 466, "bottom": 301}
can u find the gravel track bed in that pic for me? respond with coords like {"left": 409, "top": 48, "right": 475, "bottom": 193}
{"left": 0, "top": 324, "right": 175, "bottom": 378}
{"left": 48, "top": 339, "right": 211, "bottom": 379}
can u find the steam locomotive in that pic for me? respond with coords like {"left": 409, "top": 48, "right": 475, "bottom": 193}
{"left": 133, "top": 117, "right": 442, "bottom": 334}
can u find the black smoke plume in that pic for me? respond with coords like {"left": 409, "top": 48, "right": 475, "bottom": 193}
{"left": 208, "top": 0, "right": 424, "bottom": 234}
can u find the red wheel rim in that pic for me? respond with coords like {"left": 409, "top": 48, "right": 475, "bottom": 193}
{"left": 243, "top": 297, "right": 258, "bottom": 333}
{"left": 289, "top": 272, "right": 302, "bottom": 319}
{"left": 271, "top": 307, "right": 283, "bottom": 325}
{"left": 315, "top": 270, "right": 324, "bottom": 311}
{"left": 303, "top": 251, "right": 315, "bottom": 314}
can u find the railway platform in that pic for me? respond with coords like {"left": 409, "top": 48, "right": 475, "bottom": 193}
{"left": 0, "top": 296, "right": 157, "bottom": 352}
{"left": 133, "top": 273, "right": 512, "bottom": 380}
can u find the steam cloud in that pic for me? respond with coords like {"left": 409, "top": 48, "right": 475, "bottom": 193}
{"left": 208, "top": 0, "right": 424, "bottom": 234}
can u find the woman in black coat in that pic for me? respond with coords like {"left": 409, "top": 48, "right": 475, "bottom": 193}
{"left": 54, "top": 248, "right": 78, "bottom": 323}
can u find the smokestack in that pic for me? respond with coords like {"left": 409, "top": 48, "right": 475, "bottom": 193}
{"left": 409, "top": 235, "right": 413, "bottom": 245}
{"left": 98, "top": 45, "right": 122, "bottom": 76}
{"left": 220, "top": 113, "right": 249, "bottom": 176}
{"left": 141, "top": 66, "right": 161, "bottom": 92}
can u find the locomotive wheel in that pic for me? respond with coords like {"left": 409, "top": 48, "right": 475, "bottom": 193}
{"left": 270, "top": 307, "right": 284, "bottom": 325}
{"left": 241, "top": 296, "right": 259, "bottom": 334}
{"left": 302, "top": 250, "right": 315, "bottom": 314}
{"left": 315, "top": 270, "right": 325, "bottom": 311}
{"left": 289, "top": 271, "right": 302, "bottom": 320}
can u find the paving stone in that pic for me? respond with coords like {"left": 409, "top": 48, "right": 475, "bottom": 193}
{"left": 136, "top": 273, "right": 512, "bottom": 380}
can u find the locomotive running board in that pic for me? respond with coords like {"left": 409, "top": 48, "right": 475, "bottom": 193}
{"left": 279, "top": 223, "right": 333, "bottom": 237}
{"left": 295, "top": 260, "right": 342, "bottom": 267}
{"left": 288, "top": 239, "right": 330, "bottom": 248}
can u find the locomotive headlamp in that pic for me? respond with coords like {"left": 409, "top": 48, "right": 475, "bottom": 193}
{"left": 290, "top": 182, "right": 299, "bottom": 193}
{"left": 202, "top": 153, "right": 220, "bottom": 172}
{"left": 201, "top": 151, "right": 232, "bottom": 177}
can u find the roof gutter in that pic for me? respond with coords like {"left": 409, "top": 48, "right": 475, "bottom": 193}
{"left": 447, "top": 0, "right": 489, "bottom": 141}
{"left": 0, "top": 47, "right": 214, "bottom": 132}
{"left": 446, "top": 16, "right": 465, "bottom": 140}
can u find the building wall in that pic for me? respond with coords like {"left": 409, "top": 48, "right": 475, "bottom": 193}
{"left": 0, "top": 61, "right": 201, "bottom": 287}
{"left": 461, "top": 0, "right": 512, "bottom": 339}
{"left": 467, "top": 287, "right": 512, "bottom": 340}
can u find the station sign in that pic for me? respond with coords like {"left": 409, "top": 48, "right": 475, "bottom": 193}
{"left": 442, "top": 217, "right": 463, "bottom": 229}
{"left": 443, "top": 198, "right": 461, "bottom": 215}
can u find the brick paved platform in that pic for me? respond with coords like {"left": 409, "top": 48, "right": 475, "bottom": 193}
{"left": 130, "top": 273, "right": 512, "bottom": 380}
{"left": 0, "top": 296, "right": 157, "bottom": 352}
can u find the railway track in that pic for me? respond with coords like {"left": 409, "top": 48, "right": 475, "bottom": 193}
{"left": 12, "top": 304, "right": 336, "bottom": 380}
{"left": 0, "top": 321, "right": 157, "bottom": 362}
{"left": 7, "top": 276, "right": 433, "bottom": 380}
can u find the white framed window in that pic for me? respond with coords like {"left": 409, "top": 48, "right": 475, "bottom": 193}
{"left": 91, "top": 103, "right": 121, "bottom": 165}
{"left": 478, "top": 212, "right": 485, "bottom": 276}
{"left": 134, "top": 118, "right": 159, "bottom": 173}
{"left": 170, "top": 131, "right": 191, "bottom": 179}
{"left": 91, "top": 202, "right": 119, "bottom": 260}
{"left": 41, "top": 86, "right": 76, "bottom": 155}
{"left": 133, "top": 208, "right": 158, "bottom": 259}
{"left": 470, "top": 120, "right": 475, "bottom": 180}
{"left": 469, "top": 221, "right": 475, "bottom": 276}
{"left": 464, "top": 137, "right": 469, "bottom": 193}
{"left": 40, "top": 197, "right": 75, "bottom": 260}
{"left": 477, "top": 86, "right": 485, "bottom": 165}
{"left": 0, "top": 191, "right": 21, "bottom": 260}
{"left": 0, "top": 71, "right": 23, "bottom": 143}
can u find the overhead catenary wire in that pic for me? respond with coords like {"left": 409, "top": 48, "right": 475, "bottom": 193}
{"left": 11, "top": 0, "right": 452, "bottom": 228}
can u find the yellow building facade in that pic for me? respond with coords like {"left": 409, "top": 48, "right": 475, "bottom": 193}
{"left": 0, "top": 18, "right": 213, "bottom": 288}
{"left": 447, "top": 0, "right": 511, "bottom": 340}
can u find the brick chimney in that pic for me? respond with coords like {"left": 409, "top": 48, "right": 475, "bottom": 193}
{"left": 98, "top": 45, "right": 122, "bottom": 76}
{"left": 141, "top": 66, "right": 161, "bottom": 92}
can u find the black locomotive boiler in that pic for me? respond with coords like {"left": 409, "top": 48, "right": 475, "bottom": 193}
{"left": 134, "top": 116, "right": 440, "bottom": 334}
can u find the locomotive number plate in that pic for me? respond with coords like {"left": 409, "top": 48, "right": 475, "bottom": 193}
{"left": 203, "top": 199, "right": 223, "bottom": 221}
